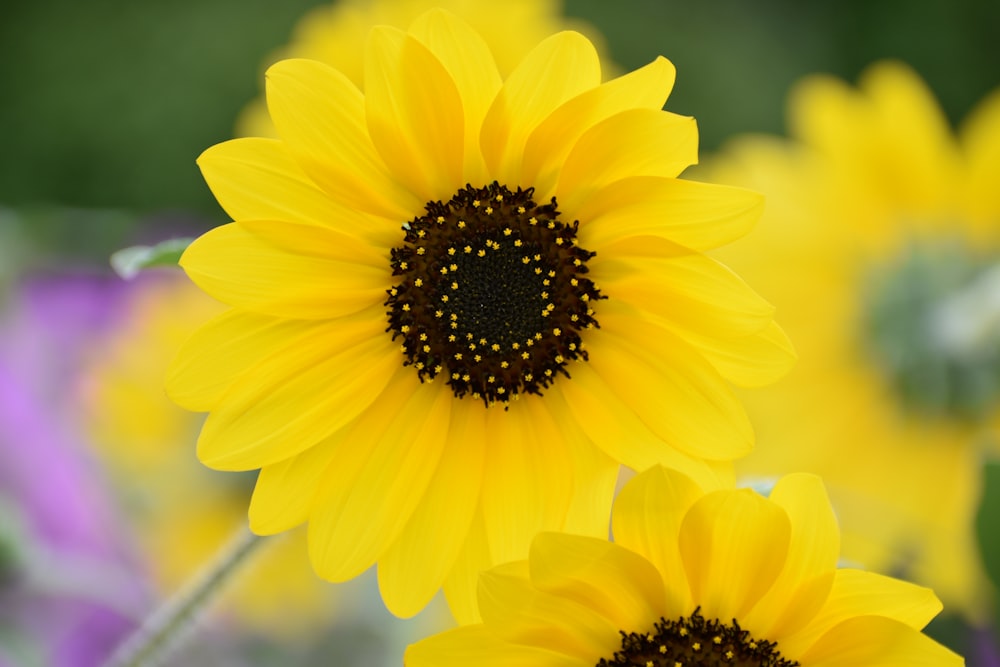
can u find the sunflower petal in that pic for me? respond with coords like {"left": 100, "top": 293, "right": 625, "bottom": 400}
{"left": 478, "top": 562, "right": 620, "bottom": 660}
{"left": 743, "top": 474, "right": 838, "bottom": 639}
{"left": 406, "top": 625, "right": 585, "bottom": 667}
{"left": 308, "top": 376, "right": 452, "bottom": 582}
{"left": 679, "top": 488, "right": 791, "bottom": 622}
{"left": 378, "top": 400, "right": 487, "bottom": 618}
{"left": 529, "top": 533, "right": 666, "bottom": 633}
{"left": 779, "top": 569, "right": 944, "bottom": 657}
{"left": 179, "top": 222, "right": 386, "bottom": 319}
{"left": 586, "top": 306, "right": 754, "bottom": 461}
{"left": 522, "top": 56, "right": 676, "bottom": 198}
{"left": 611, "top": 466, "right": 704, "bottom": 614}
{"left": 408, "top": 9, "right": 501, "bottom": 185}
{"left": 575, "top": 176, "right": 762, "bottom": 251}
{"left": 196, "top": 308, "right": 396, "bottom": 470}
{"left": 481, "top": 397, "right": 574, "bottom": 566}
{"left": 266, "top": 58, "right": 419, "bottom": 220}
{"left": 365, "top": 26, "right": 464, "bottom": 201}
{"left": 443, "top": 508, "right": 492, "bottom": 624}
{"left": 480, "top": 31, "right": 601, "bottom": 185}
{"left": 798, "top": 615, "right": 962, "bottom": 666}
{"left": 556, "top": 108, "right": 698, "bottom": 213}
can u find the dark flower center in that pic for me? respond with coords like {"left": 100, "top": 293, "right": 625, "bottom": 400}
{"left": 861, "top": 238, "right": 1000, "bottom": 421}
{"left": 385, "top": 182, "right": 603, "bottom": 407}
{"left": 597, "top": 609, "right": 798, "bottom": 667}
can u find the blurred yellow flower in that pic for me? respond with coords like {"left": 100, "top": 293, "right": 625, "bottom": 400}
{"left": 236, "top": 0, "right": 615, "bottom": 138}
{"left": 168, "top": 10, "right": 794, "bottom": 622}
{"left": 83, "top": 274, "right": 338, "bottom": 638}
{"left": 709, "top": 60, "right": 1000, "bottom": 620}
{"left": 407, "top": 465, "right": 962, "bottom": 666}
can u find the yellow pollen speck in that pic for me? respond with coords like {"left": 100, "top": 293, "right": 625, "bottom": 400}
{"left": 749, "top": 642, "right": 758, "bottom": 650}
{"left": 581, "top": 294, "right": 590, "bottom": 302}
{"left": 450, "top": 264, "right": 457, "bottom": 271}
{"left": 487, "top": 375, "right": 495, "bottom": 383}
{"left": 554, "top": 355, "right": 564, "bottom": 363}
{"left": 573, "top": 258, "right": 582, "bottom": 266}
{"left": 390, "top": 287, "right": 398, "bottom": 296}
{"left": 544, "top": 369, "right": 552, "bottom": 376}
{"left": 485, "top": 206, "right": 493, "bottom": 214}
{"left": 692, "top": 642, "right": 701, "bottom": 651}
{"left": 474, "top": 354, "right": 482, "bottom": 362}
{"left": 679, "top": 629, "right": 688, "bottom": 637}
{"left": 451, "top": 282, "right": 458, "bottom": 290}
{"left": 524, "top": 373, "right": 532, "bottom": 381}
{"left": 533, "top": 254, "right": 541, "bottom": 261}
{"left": 495, "top": 194, "right": 503, "bottom": 202}
{"left": 713, "top": 637, "right": 722, "bottom": 645}
{"left": 646, "top": 662, "right": 653, "bottom": 667}
{"left": 458, "top": 220, "right": 466, "bottom": 228}
{"left": 535, "top": 333, "right": 542, "bottom": 340}
{"left": 450, "top": 322, "right": 457, "bottom": 329}
{"left": 477, "top": 249, "right": 486, "bottom": 257}
{"left": 517, "top": 206, "right": 525, "bottom": 213}
{"left": 441, "top": 295, "right": 449, "bottom": 302}
{"left": 479, "top": 338, "right": 487, "bottom": 345}
{"left": 436, "top": 216, "right": 445, "bottom": 223}
{"left": 402, "top": 304, "right": 410, "bottom": 311}
{"left": 674, "top": 663, "right": 682, "bottom": 667}
{"left": 522, "top": 257, "right": 531, "bottom": 264}
{"left": 454, "top": 353, "right": 463, "bottom": 360}
{"left": 547, "top": 221, "right": 555, "bottom": 229}
{"left": 469, "top": 343, "right": 476, "bottom": 350}
{"left": 463, "top": 245, "right": 472, "bottom": 253}
{"left": 570, "top": 278, "right": 578, "bottom": 286}
{"left": 555, "top": 237, "right": 563, "bottom": 245}
{"left": 529, "top": 217, "right": 538, "bottom": 225}
{"left": 447, "top": 247, "right": 456, "bottom": 255}
{"left": 500, "top": 361, "right": 509, "bottom": 368}
{"left": 521, "top": 352, "right": 530, "bottom": 359}
{"left": 416, "top": 247, "right": 425, "bottom": 255}
{"left": 400, "top": 262, "right": 408, "bottom": 270}
{"left": 472, "top": 200, "right": 480, "bottom": 207}
{"left": 462, "top": 374, "right": 470, "bottom": 381}
{"left": 547, "top": 270, "right": 556, "bottom": 277}
{"left": 417, "top": 229, "right": 426, "bottom": 238}
{"left": 514, "top": 239, "right": 522, "bottom": 247}
{"left": 659, "top": 646, "right": 667, "bottom": 654}
{"left": 415, "top": 362, "right": 424, "bottom": 370}
{"left": 535, "top": 268, "right": 543, "bottom": 275}
{"left": 433, "top": 365, "right": 441, "bottom": 373}
{"left": 503, "top": 227, "right": 512, "bottom": 236}
{"left": 491, "top": 343, "right": 500, "bottom": 351}
{"left": 541, "top": 291, "right": 549, "bottom": 299}
{"left": 452, "top": 372, "right": 460, "bottom": 380}
{"left": 414, "top": 278, "right": 423, "bottom": 287}
{"left": 440, "top": 267, "right": 448, "bottom": 274}
{"left": 553, "top": 328, "right": 561, "bottom": 336}
{"left": 400, "top": 325, "right": 410, "bottom": 333}
{"left": 542, "top": 279, "right": 550, "bottom": 286}
{"left": 570, "top": 314, "right": 579, "bottom": 322}
{"left": 511, "top": 342, "right": 520, "bottom": 350}
{"left": 448, "top": 334, "right": 456, "bottom": 342}
{"left": 526, "top": 339, "right": 534, "bottom": 346}
{"left": 541, "top": 310, "right": 549, "bottom": 317}
{"left": 726, "top": 651, "right": 734, "bottom": 660}
{"left": 422, "top": 345, "right": 430, "bottom": 353}
{"left": 436, "top": 310, "right": 444, "bottom": 318}
{"left": 419, "top": 333, "right": 427, "bottom": 341}
{"left": 497, "top": 387, "right": 505, "bottom": 394}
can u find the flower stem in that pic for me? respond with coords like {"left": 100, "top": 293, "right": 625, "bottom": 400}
{"left": 102, "top": 525, "right": 266, "bottom": 667}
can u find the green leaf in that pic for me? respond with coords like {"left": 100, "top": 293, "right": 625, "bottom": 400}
{"left": 976, "top": 459, "right": 1000, "bottom": 598}
{"left": 110, "top": 237, "right": 193, "bottom": 279}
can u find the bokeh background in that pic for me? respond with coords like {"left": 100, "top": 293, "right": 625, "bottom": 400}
{"left": 2, "top": 0, "right": 999, "bottom": 664}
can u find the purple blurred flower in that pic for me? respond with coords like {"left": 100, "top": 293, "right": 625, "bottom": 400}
{"left": 0, "top": 272, "right": 149, "bottom": 667}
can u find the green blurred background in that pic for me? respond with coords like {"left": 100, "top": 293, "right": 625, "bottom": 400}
{"left": 2, "top": 0, "right": 998, "bottom": 258}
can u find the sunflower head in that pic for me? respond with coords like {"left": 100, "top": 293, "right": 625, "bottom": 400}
{"left": 707, "top": 60, "right": 1000, "bottom": 620}
{"left": 406, "top": 466, "right": 964, "bottom": 666}
{"left": 170, "top": 8, "right": 794, "bottom": 620}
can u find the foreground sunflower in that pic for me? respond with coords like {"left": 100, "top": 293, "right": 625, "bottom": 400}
{"left": 236, "top": 0, "right": 614, "bottom": 138}
{"left": 407, "top": 465, "right": 963, "bottom": 666}
{"left": 168, "top": 9, "right": 795, "bottom": 621}
{"left": 708, "top": 61, "right": 1000, "bottom": 620}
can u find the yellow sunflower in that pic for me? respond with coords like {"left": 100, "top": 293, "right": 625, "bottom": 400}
{"left": 407, "top": 465, "right": 963, "bottom": 666}
{"left": 82, "top": 274, "right": 338, "bottom": 638}
{"left": 168, "top": 9, "right": 795, "bottom": 622}
{"left": 707, "top": 61, "right": 1000, "bottom": 620}
{"left": 236, "top": 0, "right": 615, "bottom": 138}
